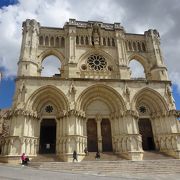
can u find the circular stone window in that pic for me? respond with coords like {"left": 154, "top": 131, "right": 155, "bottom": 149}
{"left": 139, "top": 106, "right": 147, "bottom": 114}
{"left": 87, "top": 54, "right": 107, "bottom": 71}
{"left": 45, "top": 105, "right": 53, "bottom": 113}
{"left": 81, "top": 64, "right": 87, "bottom": 71}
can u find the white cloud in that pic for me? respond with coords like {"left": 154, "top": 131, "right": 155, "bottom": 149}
{"left": 0, "top": 0, "right": 180, "bottom": 94}
{"left": 0, "top": 0, "right": 74, "bottom": 77}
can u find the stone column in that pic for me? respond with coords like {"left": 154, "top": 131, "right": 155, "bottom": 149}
{"left": 96, "top": 115, "right": 102, "bottom": 152}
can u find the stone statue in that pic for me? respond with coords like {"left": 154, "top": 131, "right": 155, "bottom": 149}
{"left": 92, "top": 23, "right": 100, "bottom": 46}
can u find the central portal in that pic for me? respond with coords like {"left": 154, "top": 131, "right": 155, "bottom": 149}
{"left": 39, "top": 119, "right": 56, "bottom": 154}
{"left": 138, "top": 118, "right": 155, "bottom": 150}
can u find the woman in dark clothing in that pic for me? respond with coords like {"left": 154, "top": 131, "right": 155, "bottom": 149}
{"left": 73, "top": 150, "right": 78, "bottom": 162}
{"left": 95, "top": 151, "right": 100, "bottom": 159}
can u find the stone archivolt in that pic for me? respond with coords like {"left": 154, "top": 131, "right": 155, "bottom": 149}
{"left": 0, "top": 19, "right": 180, "bottom": 163}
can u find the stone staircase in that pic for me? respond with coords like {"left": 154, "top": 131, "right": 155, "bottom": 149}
{"left": 143, "top": 151, "right": 174, "bottom": 160}
{"left": 30, "top": 154, "right": 62, "bottom": 162}
{"left": 29, "top": 159, "right": 180, "bottom": 175}
{"left": 83, "top": 152, "right": 124, "bottom": 161}
{"left": 29, "top": 151, "right": 180, "bottom": 175}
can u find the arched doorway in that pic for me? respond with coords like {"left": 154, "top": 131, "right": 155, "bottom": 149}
{"left": 101, "top": 119, "right": 112, "bottom": 151}
{"left": 87, "top": 119, "right": 98, "bottom": 152}
{"left": 39, "top": 119, "right": 56, "bottom": 154}
{"left": 138, "top": 118, "right": 155, "bottom": 150}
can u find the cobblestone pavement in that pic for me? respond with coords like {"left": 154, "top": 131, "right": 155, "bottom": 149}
{"left": 0, "top": 163, "right": 180, "bottom": 180}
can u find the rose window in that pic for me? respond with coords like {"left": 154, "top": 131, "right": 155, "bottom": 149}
{"left": 139, "top": 106, "right": 147, "bottom": 114}
{"left": 87, "top": 54, "right": 107, "bottom": 71}
{"left": 45, "top": 105, "right": 53, "bottom": 113}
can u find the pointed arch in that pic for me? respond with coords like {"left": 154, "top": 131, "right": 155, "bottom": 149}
{"left": 76, "top": 84, "right": 126, "bottom": 113}
{"left": 78, "top": 49, "right": 115, "bottom": 67}
{"left": 128, "top": 53, "right": 149, "bottom": 70}
{"left": 131, "top": 87, "right": 169, "bottom": 113}
{"left": 38, "top": 49, "right": 65, "bottom": 65}
{"left": 128, "top": 53, "right": 150, "bottom": 78}
{"left": 25, "top": 85, "right": 69, "bottom": 112}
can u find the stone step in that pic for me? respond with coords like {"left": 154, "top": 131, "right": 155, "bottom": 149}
{"left": 30, "top": 154, "right": 62, "bottom": 162}
{"left": 29, "top": 151, "right": 179, "bottom": 175}
{"left": 29, "top": 159, "right": 180, "bottom": 174}
{"left": 143, "top": 151, "right": 174, "bottom": 160}
{"left": 83, "top": 152, "right": 124, "bottom": 161}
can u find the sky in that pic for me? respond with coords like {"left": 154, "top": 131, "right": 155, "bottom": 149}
{"left": 0, "top": 0, "right": 180, "bottom": 110}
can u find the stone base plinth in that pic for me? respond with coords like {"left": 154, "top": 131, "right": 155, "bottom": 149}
{"left": 0, "top": 155, "right": 35, "bottom": 164}
{"left": 120, "top": 151, "right": 143, "bottom": 161}
{"left": 161, "top": 150, "right": 180, "bottom": 159}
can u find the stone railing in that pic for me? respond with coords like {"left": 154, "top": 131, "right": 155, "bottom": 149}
{"left": 66, "top": 19, "right": 124, "bottom": 30}
{"left": 1, "top": 136, "right": 38, "bottom": 156}
{"left": 155, "top": 133, "right": 180, "bottom": 153}
{"left": 114, "top": 134, "right": 142, "bottom": 153}
{"left": 80, "top": 70, "right": 112, "bottom": 79}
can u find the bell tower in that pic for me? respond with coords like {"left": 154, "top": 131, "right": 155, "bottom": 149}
{"left": 17, "top": 19, "right": 40, "bottom": 76}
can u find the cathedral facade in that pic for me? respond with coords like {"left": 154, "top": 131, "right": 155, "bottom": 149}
{"left": 0, "top": 19, "right": 180, "bottom": 162}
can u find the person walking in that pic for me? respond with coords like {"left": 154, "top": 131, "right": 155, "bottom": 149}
{"left": 84, "top": 147, "right": 88, "bottom": 156}
{"left": 73, "top": 150, "right": 78, "bottom": 162}
{"left": 95, "top": 151, "right": 100, "bottom": 160}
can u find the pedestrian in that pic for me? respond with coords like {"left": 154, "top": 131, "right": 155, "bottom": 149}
{"left": 73, "top": 150, "right": 78, "bottom": 162}
{"left": 95, "top": 151, "right": 100, "bottom": 159}
{"left": 84, "top": 147, "right": 88, "bottom": 156}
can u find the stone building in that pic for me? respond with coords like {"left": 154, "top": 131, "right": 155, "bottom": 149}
{"left": 0, "top": 19, "right": 180, "bottom": 162}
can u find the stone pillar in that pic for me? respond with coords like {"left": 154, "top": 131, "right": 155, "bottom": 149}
{"left": 96, "top": 115, "right": 102, "bottom": 152}
{"left": 119, "top": 110, "right": 143, "bottom": 160}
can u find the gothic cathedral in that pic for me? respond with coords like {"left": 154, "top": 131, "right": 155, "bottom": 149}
{"left": 0, "top": 19, "right": 180, "bottom": 162}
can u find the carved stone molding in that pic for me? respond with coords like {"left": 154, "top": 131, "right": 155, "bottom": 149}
{"left": 59, "top": 109, "right": 86, "bottom": 118}
{"left": 7, "top": 109, "right": 39, "bottom": 119}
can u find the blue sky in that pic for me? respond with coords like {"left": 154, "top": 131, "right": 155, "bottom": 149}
{"left": 0, "top": 0, "right": 18, "bottom": 7}
{"left": 0, "top": 0, "right": 180, "bottom": 110}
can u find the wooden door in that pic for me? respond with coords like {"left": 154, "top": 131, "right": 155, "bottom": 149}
{"left": 101, "top": 119, "right": 112, "bottom": 152}
{"left": 87, "top": 119, "right": 98, "bottom": 152}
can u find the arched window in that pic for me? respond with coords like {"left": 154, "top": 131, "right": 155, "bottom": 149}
{"left": 129, "top": 59, "right": 145, "bottom": 78}
{"left": 76, "top": 36, "right": 79, "bottom": 45}
{"left": 138, "top": 42, "right": 141, "bottom": 51}
{"left": 112, "top": 38, "right": 115, "bottom": 47}
{"left": 50, "top": 37, "right": 54, "bottom": 46}
{"left": 41, "top": 55, "right": 61, "bottom": 77}
{"left": 61, "top": 37, "right": 65, "bottom": 47}
{"left": 108, "top": 38, "right": 111, "bottom": 46}
{"left": 45, "top": 36, "right": 49, "bottom": 46}
{"left": 142, "top": 42, "right": 146, "bottom": 52}
{"left": 55, "top": 37, "right": 59, "bottom": 47}
{"left": 85, "top": 36, "right": 89, "bottom": 45}
{"left": 81, "top": 36, "right": 84, "bottom": 45}
{"left": 103, "top": 38, "right": 106, "bottom": 46}
{"left": 129, "top": 41, "right": 132, "bottom": 51}
{"left": 39, "top": 36, "right": 43, "bottom": 45}
{"left": 133, "top": 42, "right": 137, "bottom": 51}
